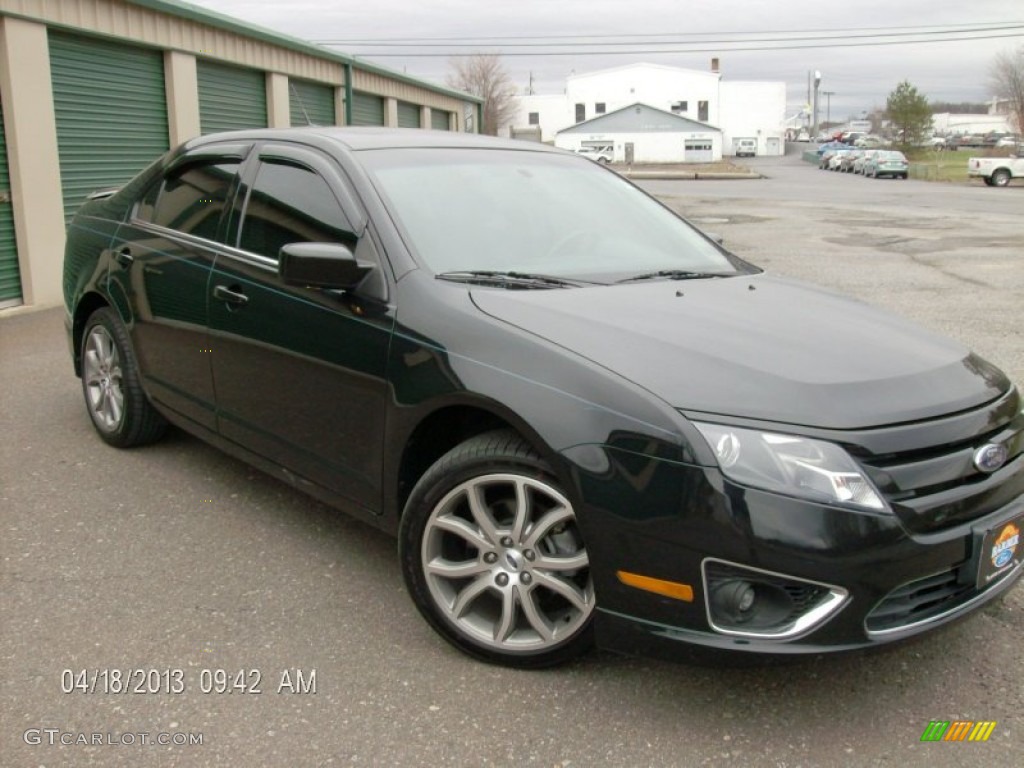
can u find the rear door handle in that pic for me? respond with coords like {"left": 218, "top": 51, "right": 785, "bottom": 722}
{"left": 213, "top": 284, "right": 249, "bottom": 307}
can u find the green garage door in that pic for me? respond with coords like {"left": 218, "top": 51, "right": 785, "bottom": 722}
{"left": 351, "top": 92, "right": 385, "bottom": 126}
{"left": 0, "top": 92, "right": 21, "bottom": 305}
{"left": 289, "top": 79, "right": 336, "bottom": 127}
{"left": 49, "top": 31, "right": 169, "bottom": 222}
{"left": 431, "top": 109, "right": 450, "bottom": 131}
{"left": 198, "top": 60, "right": 267, "bottom": 134}
{"left": 396, "top": 101, "right": 420, "bottom": 129}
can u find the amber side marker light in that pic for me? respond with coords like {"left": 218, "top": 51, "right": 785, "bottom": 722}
{"left": 617, "top": 571, "right": 695, "bottom": 602}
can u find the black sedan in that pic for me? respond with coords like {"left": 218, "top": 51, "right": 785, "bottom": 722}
{"left": 63, "top": 128, "right": 1024, "bottom": 668}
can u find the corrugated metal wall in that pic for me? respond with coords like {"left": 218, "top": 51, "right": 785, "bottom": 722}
{"left": 197, "top": 60, "right": 268, "bottom": 134}
{"left": 350, "top": 92, "right": 385, "bottom": 126}
{"left": 396, "top": 101, "right": 420, "bottom": 129}
{"left": 0, "top": 90, "right": 22, "bottom": 304}
{"left": 289, "top": 79, "right": 336, "bottom": 127}
{"left": 49, "top": 30, "right": 170, "bottom": 222}
{"left": 431, "top": 109, "right": 450, "bottom": 131}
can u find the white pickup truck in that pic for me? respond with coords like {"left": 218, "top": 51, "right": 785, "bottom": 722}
{"left": 967, "top": 155, "right": 1024, "bottom": 186}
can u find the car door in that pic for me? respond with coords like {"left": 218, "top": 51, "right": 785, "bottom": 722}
{"left": 110, "top": 144, "right": 249, "bottom": 431}
{"left": 208, "top": 142, "right": 394, "bottom": 512}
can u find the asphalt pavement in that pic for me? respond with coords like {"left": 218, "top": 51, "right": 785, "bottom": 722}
{"left": 2, "top": 151, "right": 1022, "bottom": 767}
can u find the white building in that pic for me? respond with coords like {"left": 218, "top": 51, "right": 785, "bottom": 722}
{"left": 931, "top": 112, "right": 1012, "bottom": 136}
{"left": 514, "top": 62, "right": 786, "bottom": 159}
{"left": 555, "top": 103, "right": 722, "bottom": 163}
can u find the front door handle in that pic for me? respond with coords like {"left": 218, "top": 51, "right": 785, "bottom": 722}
{"left": 115, "top": 247, "right": 133, "bottom": 267}
{"left": 213, "top": 284, "right": 249, "bottom": 307}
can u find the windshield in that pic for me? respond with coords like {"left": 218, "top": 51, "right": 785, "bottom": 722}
{"left": 359, "top": 148, "right": 751, "bottom": 282}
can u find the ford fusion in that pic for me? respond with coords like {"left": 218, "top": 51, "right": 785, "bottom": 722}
{"left": 63, "top": 128, "right": 1023, "bottom": 667}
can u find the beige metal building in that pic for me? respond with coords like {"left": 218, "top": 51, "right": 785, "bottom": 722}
{"left": 0, "top": 0, "right": 482, "bottom": 311}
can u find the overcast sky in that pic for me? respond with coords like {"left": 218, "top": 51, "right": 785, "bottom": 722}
{"left": 187, "top": 0, "right": 1023, "bottom": 120}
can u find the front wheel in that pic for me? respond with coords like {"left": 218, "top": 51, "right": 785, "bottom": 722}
{"left": 399, "top": 431, "right": 595, "bottom": 668}
{"left": 80, "top": 308, "right": 166, "bottom": 447}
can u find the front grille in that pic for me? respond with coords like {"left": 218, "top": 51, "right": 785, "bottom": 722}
{"left": 864, "top": 568, "right": 972, "bottom": 633}
{"left": 857, "top": 416, "right": 1024, "bottom": 535}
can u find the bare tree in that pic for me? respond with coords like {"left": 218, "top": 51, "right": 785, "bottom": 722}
{"left": 990, "top": 45, "right": 1024, "bottom": 134}
{"left": 447, "top": 54, "right": 519, "bottom": 136}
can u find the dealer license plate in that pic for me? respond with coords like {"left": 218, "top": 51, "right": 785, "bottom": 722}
{"left": 976, "top": 513, "right": 1023, "bottom": 589}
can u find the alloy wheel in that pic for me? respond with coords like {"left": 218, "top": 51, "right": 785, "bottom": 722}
{"left": 83, "top": 325, "right": 124, "bottom": 432}
{"left": 420, "top": 473, "right": 593, "bottom": 654}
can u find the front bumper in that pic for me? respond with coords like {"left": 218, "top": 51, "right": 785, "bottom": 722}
{"left": 570, "top": 443, "right": 1024, "bottom": 660}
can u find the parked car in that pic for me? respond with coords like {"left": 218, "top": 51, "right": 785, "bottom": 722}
{"left": 967, "top": 155, "right": 1024, "bottom": 186}
{"left": 828, "top": 149, "right": 854, "bottom": 170}
{"left": 818, "top": 149, "right": 841, "bottom": 169}
{"left": 853, "top": 136, "right": 885, "bottom": 149}
{"left": 734, "top": 138, "right": 757, "bottom": 157}
{"left": 816, "top": 140, "right": 847, "bottom": 157}
{"left": 995, "top": 135, "right": 1021, "bottom": 148}
{"left": 838, "top": 149, "right": 864, "bottom": 172}
{"left": 852, "top": 149, "right": 879, "bottom": 174}
{"left": 574, "top": 145, "right": 613, "bottom": 164}
{"left": 63, "top": 128, "right": 1024, "bottom": 668}
{"left": 864, "top": 150, "right": 909, "bottom": 178}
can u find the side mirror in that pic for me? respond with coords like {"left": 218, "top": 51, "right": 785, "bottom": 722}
{"left": 703, "top": 232, "right": 725, "bottom": 245}
{"left": 279, "top": 242, "right": 374, "bottom": 290}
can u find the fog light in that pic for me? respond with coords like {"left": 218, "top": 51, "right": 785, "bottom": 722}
{"left": 711, "top": 580, "right": 756, "bottom": 623}
{"left": 703, "top": 559, "right": 850, "bottom": 640}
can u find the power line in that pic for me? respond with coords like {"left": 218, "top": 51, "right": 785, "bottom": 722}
{"left": 313, "top": 22, "right": 1024, "bottom": 48}
{"left": 332, "top": 31, "right": 1024, "bottom": 58}
{"left": 311, "top": 21, "right": 1024, "bottom": 45}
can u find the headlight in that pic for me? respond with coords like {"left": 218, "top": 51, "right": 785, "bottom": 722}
{"left": 693, "top": 422, "right": 887, "bottom": 511}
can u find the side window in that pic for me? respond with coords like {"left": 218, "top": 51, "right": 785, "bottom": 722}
{"left": 237, "top": 160, "right": 356, "bottom": 261}
{"left": 138, "top": 159, "right": 240, "bottom": 241}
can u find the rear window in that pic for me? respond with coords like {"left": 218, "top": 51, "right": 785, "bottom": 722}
{"left": 137, "top": 159, "right": 240, "bottom": 240}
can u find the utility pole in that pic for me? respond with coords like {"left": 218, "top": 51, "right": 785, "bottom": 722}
{"left": 812, "top": 71, "right": 822, "bottom": 138}
{"left": 822, "top": 91, "right": 835, "bottom": 133}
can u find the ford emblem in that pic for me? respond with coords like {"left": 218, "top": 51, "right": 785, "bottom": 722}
{"left": 973, "top": 444, "right": 1008, "bottom": 474}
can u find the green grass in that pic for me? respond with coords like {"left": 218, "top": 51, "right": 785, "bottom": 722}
{"left": 906, "top": 151, "right": 970, "bottom": 182}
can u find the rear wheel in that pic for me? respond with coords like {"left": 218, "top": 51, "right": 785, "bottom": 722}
{"left": 991, "top": 169, "right": 1011, "bottom": 187}
{"left": 80, "top": 308, "right": 166, "bottom": 447}
{"left": 399, "top": 431, "right": 595, "bottom": 667}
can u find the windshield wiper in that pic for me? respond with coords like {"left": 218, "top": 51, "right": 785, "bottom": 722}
{"left": 436, "top": 270, "right": 583, "bottom": 289}
{"left": 616, "top": 270, "right": 729, "bottom": 284}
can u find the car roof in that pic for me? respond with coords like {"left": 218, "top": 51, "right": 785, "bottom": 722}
{"left": 182, "top": 127, "right": 563, "bottom": 155}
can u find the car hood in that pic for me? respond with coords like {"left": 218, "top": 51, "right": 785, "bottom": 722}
{"left": 470, "top": 275, "right": 1008, "bottom": 430}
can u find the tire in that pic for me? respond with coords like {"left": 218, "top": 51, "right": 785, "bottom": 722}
{"left": 399, "top": 430, "right": 595, "bottom": 668}
{"left": 984, "top": 177, "right": 995, "bottom": 186}
{"left": 991, "top": 169, "right": 1011, "bottom": 187}
{"left": 80, "top": 307, "right": 166, "bottom": 447}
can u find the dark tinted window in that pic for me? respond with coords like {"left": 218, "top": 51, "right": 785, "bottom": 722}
{"left": 141, "top": 159, "right": 239, "bottom": 240}
{"left": 237, "top": 161, "right": 355, "bottom": 261}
